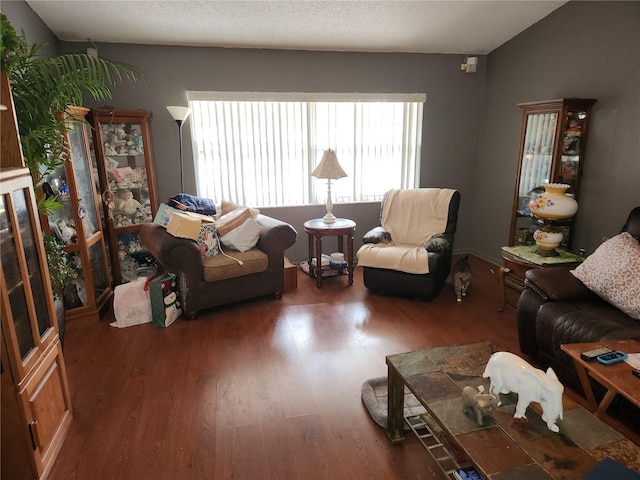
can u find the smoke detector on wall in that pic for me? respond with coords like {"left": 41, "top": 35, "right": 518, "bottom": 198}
{"left": 461, "top": 56, "right": 478, "bottom": 74}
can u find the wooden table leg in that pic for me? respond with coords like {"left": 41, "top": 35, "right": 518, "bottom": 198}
{"left": 347, "top": 233, "right": 354, "bottom": 285}
{"left": 497, "top": 266, "right": 510, "bottom": 312}
{"left": 594, "top": 389, "right": 617, "bottom": 417}
{"left": 386, "top": 366, "right": 405, "bottom": 444}
{"left": 315, "top": 235, "right": 323, "bottom": 288}
{"left": 571, "top": 358, "right": 598, "bottom": 411}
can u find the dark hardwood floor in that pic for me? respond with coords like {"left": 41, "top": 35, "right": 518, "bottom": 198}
{"left": 47, "top": 256, "right": 634, "bottom": 479}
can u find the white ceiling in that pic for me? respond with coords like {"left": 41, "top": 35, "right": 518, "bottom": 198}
{"left": 26, "top": 0, "right": 567, "bottom": 55}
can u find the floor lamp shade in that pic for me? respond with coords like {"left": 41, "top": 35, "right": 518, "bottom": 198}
{"left": 311, "top": 149, "right": 347, "bottom": 223}
{"left": 166, "top": 106, "right": 191, "bottom": 193}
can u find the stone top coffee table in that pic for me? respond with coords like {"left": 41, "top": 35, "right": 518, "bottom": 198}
{"left": 385, "top": 342, "right": 640, "bottom": 479}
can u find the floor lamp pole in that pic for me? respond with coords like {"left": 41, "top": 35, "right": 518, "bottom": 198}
{"left": 176, "top": 119, "right": 184, "bottom": 193}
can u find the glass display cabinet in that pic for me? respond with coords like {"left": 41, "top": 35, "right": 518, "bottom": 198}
{"left": 508, "top": 98, "right": 596, "bottom": 248}
{"left": 40, "top": 106, "right": 112, "bottom": 322}
{"left": 499, "top": 98, "right": 595, "bottom": 311}
{"left": 1, "top": 73, "right": 72, "bottom": 480}
{"left": 90, "top": 108, "right": 159, "bottom": 285}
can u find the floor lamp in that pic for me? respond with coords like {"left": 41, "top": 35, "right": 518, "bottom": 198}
{"left": 166, "top": 105, "right": 191, "bottom": 193}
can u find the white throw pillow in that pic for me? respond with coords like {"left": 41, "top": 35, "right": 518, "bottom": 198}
{"left": 220, "top": 218, "right": 261, "bottom": 252}
{"left": 571, "top": 232, "right": 640, "bottom": 319}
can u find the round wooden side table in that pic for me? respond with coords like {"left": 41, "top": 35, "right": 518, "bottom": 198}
{"left": 304, "top": 218, "right": 356, "bottom": 288}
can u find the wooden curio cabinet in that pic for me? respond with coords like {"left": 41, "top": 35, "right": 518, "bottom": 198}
{"left": 1, "top": 73, "right": 73, "bottom": 479}
{"left": 508, "top": 98, "right": 596, "bottom": 248}
{"left": 89, "top": 108, "right": 159, "bottom": 285}
{"left": 39, "top": 106, "right": 112, "bottom": 322}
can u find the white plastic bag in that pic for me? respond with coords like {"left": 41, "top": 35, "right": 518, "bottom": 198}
{"left": 111, "top": 277, "right": 152, "bottom": 328}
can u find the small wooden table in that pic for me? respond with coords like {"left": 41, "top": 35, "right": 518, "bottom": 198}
{"left": 561, "top": 340, "right": 640, "bottom": 417}
{"left": 304, "top": 218, "right": 356, "bottom": 288}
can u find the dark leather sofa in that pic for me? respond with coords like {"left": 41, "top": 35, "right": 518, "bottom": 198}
{"left": 140, "top": 214, "right": 297, "bottom": 318}
{"left": 517, "top": 207, "right": 640, "bottom": 418}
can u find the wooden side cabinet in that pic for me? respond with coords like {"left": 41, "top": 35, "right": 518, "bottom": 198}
{"left": 1, "top": 73, "right": 72, "bottom": 480}
{"left": 90, "top": 108, "right": 159, "bottom": 285}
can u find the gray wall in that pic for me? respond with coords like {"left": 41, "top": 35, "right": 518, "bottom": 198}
{"left": 58, "top": 43, "right": 485, "bottom": 263}
{"left": 1, "top": 0, "right": 59, "bottom": 57}
{"left": 5, "top": 0, "right": 639, "bottom": 265}
{"left": 474, "top": 1, "right": 640, "bottom": 263}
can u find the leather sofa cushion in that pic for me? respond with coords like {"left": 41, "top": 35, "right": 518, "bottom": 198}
{"left": 203, "top": 248, "right": 268, "bottom": 282}
{"left": 535, "top": 300, "right": 640, "bottom": 357}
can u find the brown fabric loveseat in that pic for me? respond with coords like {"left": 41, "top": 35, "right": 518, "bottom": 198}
{"left": 140, "top": 214, "right": 297, "bottom": 318}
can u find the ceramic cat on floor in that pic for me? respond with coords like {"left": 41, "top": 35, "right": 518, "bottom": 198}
{"left": 452, "top": 255, "right": 472, "bottom": 302}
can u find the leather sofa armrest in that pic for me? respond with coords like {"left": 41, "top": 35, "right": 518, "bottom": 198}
{"left": 255, "top": 214, "right": 297, "bottom": 256}
{"left": 524, "top": 267, "right": 597, "bottom": 302}
{"left": 362, "top": 226, "right": 392, "bottom": 244}
{"left": 139, "top": 223, "right": 204, "bottom": 276}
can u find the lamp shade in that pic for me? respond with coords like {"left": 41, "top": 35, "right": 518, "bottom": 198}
{"left": 311, "top": 149, "right": 347, "bottom": 180}
{"left": 166, "top": 105, "right": 191, "bottom": 123}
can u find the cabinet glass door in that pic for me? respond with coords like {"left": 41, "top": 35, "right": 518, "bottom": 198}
{"left": 67, "top": 120, "right": 100, "bottom": 241}
{"left": 1, "top": 179, "right": 52, "bottom": 362}
{"left": 513, "top": 112, "right": 557, "bottom": 245}
{"left": 100, "top": 121, "right": 152, "bottom": 227}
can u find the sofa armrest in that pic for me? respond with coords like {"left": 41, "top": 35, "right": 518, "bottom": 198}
{"left": 524, "top": 267, "right": 598, "bottom": 302}
{"left": 139, "top": 223, "right": 204, "bottom": 277}
{"left": 362, "top": 226, "right": 392, "bottom": 245}
{"left": 255, "top": 214, "right": 297, "bottom": 257}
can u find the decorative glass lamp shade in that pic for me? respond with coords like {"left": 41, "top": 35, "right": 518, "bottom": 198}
{"left": 529, "top": 183, "right": 578, "bottom": 254}
{"left": 528, "top": 183, "right": 578, "bottom": 220}
{"left": 311, "top": 149, "right": 347, "bottom": 224}
{"left": 533, "top": 229, "right": 565, "bottom": 251}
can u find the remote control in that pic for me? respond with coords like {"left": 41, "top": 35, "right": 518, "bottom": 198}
{"left": 580, "top": 347, "right": 613, "bottom": 362}
{"left": 596, "top": 350, "right": 628, "bottom": 365}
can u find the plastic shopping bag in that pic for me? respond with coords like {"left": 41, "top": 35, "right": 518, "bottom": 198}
{"left": 111, "top": 277, "right": 152, "bottom": 328}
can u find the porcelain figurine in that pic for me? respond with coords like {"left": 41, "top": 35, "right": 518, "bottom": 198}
{"left": 483, "top": 351, "right": 564, "bottom": 432}
{"left": 462, "top": 385, "right": 497, "bottom": 426}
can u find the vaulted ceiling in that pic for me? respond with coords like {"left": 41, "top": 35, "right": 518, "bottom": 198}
{"left": 26, "top": 1, "right": 566, "bottom": 54}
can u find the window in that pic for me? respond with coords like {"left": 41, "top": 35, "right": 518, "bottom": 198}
{"left": 188, "top": 92, "right": 425, "bottom": 207}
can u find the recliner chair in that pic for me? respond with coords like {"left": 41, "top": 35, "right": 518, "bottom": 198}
{"left": 357, "top": 188, "right": 461, "bottom": 300}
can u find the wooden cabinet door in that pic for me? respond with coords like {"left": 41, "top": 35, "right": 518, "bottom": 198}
{"left": 17, "top": 342, "right": 73, "bottom": 479}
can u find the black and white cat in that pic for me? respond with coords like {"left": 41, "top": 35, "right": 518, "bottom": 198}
{"left": 452, "top": 255, "right": 472, "bottom": 302}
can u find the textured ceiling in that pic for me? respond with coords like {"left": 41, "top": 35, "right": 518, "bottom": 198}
{"left": 26, "top": 0, "right": 566, "bottom": 54}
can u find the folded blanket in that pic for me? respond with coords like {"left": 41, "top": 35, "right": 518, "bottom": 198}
{"left": 169, "top": 193, "right": 217, "bottom": 216}
{"left": 357, "top": 188, "right": 455, "bottom": 274}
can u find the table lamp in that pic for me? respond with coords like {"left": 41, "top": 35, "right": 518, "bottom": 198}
{"left": 311, "top": 149, "right": 347, "bottom": 224}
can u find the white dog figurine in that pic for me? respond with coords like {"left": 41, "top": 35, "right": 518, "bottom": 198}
{"left": 483, "top": 351, "right": 564, "bottom": 432}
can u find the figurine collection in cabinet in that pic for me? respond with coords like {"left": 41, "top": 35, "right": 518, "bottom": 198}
{"left": 90, "top": 109, "right": 159, "bottom": 285}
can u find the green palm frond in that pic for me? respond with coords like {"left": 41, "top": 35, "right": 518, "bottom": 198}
{"left": 1, "top": 13, "right": 145, "bottom": 206}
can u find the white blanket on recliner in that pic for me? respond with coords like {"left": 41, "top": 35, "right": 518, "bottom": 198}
{"left": 357, "top": 188, "right": 455, "bottom": 274}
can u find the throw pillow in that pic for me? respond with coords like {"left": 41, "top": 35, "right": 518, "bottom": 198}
{"left": 571, "top": 232, "right": 640, "bottom": 319}
{"left": 219, "top": 200, "right": 260, "bottom": 219}
{"left": 216, "top": 207, "right": 253, "bottom": 236}
{"left": 220, "top": 218, "right": 261, "bottom": 252}
{"left": 197, "top": 224, "right": 220, "bottom": 257}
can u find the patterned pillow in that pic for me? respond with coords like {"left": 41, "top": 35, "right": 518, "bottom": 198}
{"left": 197, "top": 224, "right": 220, "bottom": 257}
{"left": 571, "top": 232, "right": 640, "bottom": 319}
